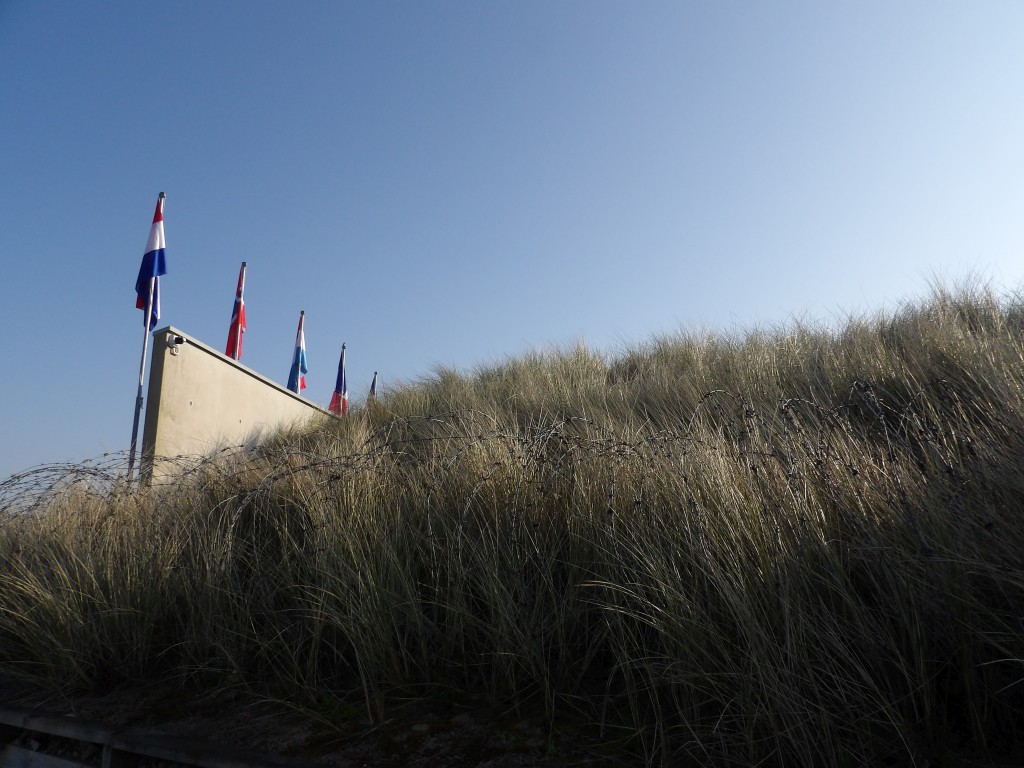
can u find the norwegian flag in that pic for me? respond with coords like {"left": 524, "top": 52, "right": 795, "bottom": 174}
{"left": 225, "top": 262, "right": 247, "bottom": 360}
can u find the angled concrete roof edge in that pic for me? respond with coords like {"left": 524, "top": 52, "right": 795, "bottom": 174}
{"left": 153, "top": 325, "right": 333, "bottom": 417}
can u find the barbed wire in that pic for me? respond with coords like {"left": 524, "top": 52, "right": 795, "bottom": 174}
{"left": 0, "top": 378, "right": 1010, "bottom": 527}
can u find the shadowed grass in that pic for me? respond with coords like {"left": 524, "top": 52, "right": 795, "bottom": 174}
{"left": 2, "top": 282, "right": 1023, "bottom": 766}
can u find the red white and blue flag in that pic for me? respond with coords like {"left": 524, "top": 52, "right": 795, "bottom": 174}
{"left": 225, "top": 262, "right": 247, "bottom": 360}
{"left": 329, "top": 343, "right": 348, "bottom": 415}
{"left": 134, "top": 193, "right": 167, "bottom": 330}
{"left": 287, "top": 311, "right": 308, "bottom": 394}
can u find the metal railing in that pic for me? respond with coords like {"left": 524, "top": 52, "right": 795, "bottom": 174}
{"left": 0, "top": 705, "right": 319, "bottom": 768}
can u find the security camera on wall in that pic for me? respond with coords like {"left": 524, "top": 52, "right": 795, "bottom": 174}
{"left": 167, "top": 334, "right": 186, "bottom": 355}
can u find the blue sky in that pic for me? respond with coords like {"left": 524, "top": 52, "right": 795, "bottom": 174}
{"left": 1, "top": 2, "right": 1023, "bottom": 479}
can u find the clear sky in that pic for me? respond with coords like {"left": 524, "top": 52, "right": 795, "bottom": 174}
{"left": 1, "top": 2, "right": 1023, "bottom": 479}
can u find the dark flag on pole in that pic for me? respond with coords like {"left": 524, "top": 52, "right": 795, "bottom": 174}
{"left": 367, "top": 371, "right": 378, "bottom": 405}
{"left": 134, "top": 195, "right": 167, "bottom": 329}
{"left": 329, "top": 343, "right": 348, "bottom": 416}
{"left": 226, "top": 262, "right": 247, "bottom": 360}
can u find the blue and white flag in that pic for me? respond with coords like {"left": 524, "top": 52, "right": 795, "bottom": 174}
{"left": 287, "top": 311, "right": 308, "bottom": 393}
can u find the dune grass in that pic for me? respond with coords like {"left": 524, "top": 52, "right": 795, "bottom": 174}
{"left": 1, "top": 283, "right": 1023, "bottom": 766}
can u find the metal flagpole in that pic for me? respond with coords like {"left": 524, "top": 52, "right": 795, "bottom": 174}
{"left": 340, "top": 342, "right": 347, "bottom": 416}
{"left": 126, "top": 277, "right": 155, "bottom": 482}
{"left": 126, "top": 191, "right": 164, "bottom": 482}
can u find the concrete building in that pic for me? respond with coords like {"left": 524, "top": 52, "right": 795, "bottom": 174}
{"left": 141, "top": 326, "right": 328, "bottom": 479}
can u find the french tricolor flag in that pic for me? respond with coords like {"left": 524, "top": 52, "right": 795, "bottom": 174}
{"left": 134, "top": 193, "right": 167, "bottom": 330}
{"left": 329, "top": 343, "right": 348, "bottom": 416}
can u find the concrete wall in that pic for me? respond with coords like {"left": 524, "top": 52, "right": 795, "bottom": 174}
{"left": 141, "top": 326, "right": 327, "bottom": 477}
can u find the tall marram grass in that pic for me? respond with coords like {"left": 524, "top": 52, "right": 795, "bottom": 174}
{"left": 2, "top": 284, "right": 1024, "bottom": 766}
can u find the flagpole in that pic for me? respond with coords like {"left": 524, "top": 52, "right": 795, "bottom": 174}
{"left": 127, "top": 190, "right": 165, "bottom": 483}
{"left": 127, "top": 275, "right": 156, "bottom": 482}
{"left": 341, "top": 342, "right": 347, "bottom": 416}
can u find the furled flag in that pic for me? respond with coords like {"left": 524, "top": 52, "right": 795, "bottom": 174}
{"left": 367, "top": 371, "right": 378, "bottom": 405}
{"left": 287, "top": 311, "right": 308, "bottom": 394}
{"left": 134, "top": 193, "right": 167, "bottom": 330}
{"left": 329, "top": 343, "right": 348, "bottom": 416}
{"left": 225, "top": 261, "right": 247, "bottom": 360}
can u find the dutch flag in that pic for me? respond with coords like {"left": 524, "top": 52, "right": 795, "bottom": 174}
{"left": 135, "top": 193, "right": 167, "bottom": 330}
